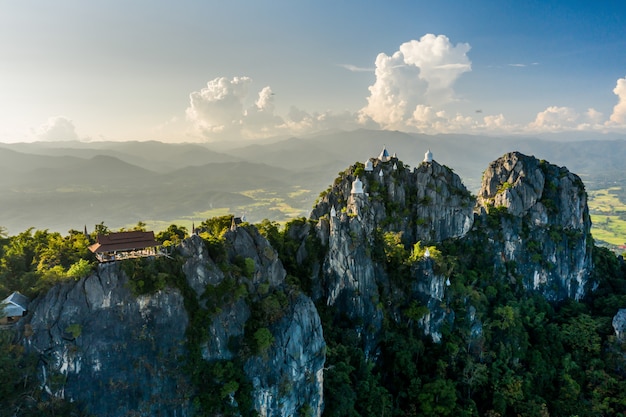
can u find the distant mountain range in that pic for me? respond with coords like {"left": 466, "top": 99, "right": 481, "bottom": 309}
{"left": 1, "top": 129, "right": 625, "bottom": 234}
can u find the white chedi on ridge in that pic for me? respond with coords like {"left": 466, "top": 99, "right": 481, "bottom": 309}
{"left": 351, "top": 176, "right": 364, "bottom": 194}
{"left": 424, "top": 149, "right": 433, "bottom": 163}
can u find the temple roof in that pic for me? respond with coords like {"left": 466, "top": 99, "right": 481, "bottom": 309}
{"left": 88, "top": 231, "right": 159, "bottom": 254}
{"left": 378, "top": 146, "right": 391, "bottom": 162}
{"left": 1, "top": 291, "right": 29, "bottom": 317}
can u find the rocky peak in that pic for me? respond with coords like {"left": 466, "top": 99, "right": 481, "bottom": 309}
{"left": 475, "top": 151, "right": 592, "bottom": 300}
{"left": 414, "top": 159, "right": 474, "bottom": 242}
{"left": 310, "top": 155, "right": 474, "bottom": 350}
{"left": 477, "top": 151, "right": 545, "bottom": 217}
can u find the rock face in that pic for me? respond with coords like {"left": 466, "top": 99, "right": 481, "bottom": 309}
{"left": 476, "top": 151, "right": 593, "bottom": 300}
{"left": 613, "top": 309, "right": 626, "bottom": 342}
{"left": 246, "top": 294, "right": 325, "bottom": 417}
{"left": 13, "top": 149, "right": 597, "bottom": 415}
{"left": 19, "top": 263, "right": 191, "bottom": 417}
{"left": 311, "top": 155, "right": 474, "bottom": 350}
{"left": 19, "top": 226, "right": 325, "bottom": 417}
{"left": 414, "top": 160, "right": 474, "bottom": 242}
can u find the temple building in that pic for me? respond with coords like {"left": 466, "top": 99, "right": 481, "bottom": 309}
{"left": 89, "top": 231, "right": 165, "bottom": 263}
{"left": 0, "top": 292, "right": 29, "bottom": 325}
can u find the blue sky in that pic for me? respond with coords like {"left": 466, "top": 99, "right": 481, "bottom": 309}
{"left": 1, "top": 0, "right": 626, "bottom": 143}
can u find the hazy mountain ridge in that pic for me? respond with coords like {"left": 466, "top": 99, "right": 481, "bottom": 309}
{"left": 1, "top": 129, "right": 625, "bottom": 234}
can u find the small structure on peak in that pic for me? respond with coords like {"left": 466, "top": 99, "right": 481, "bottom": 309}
{"left": 378, "top": 146, "right": 391, "bottom": 162}
{"left": 89, "top": 231, "right": 165, "bottom": 263}
{"left": 424, "top": 149, "right": 433, "bottom": 163}
{"left": 364, "top": 159, "right": 374, "bottom": 172}
{"left": 1, "top": 291, "right": 29, "bottom": 325}
{"left": 330, "top": 206, "right": 337, "bottom": 217}
{"left": 231, "top": 216, "right": 244, "bottom": 231}
{"left": 351, "top": 177, "right": 364, "bottom": 194}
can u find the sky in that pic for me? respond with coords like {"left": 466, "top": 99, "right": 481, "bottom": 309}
{"left": 2, "top": 0, "right": 626, "bottom": 143}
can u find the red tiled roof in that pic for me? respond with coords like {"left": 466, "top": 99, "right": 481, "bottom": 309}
{"left": 88, "top": 231, "right": 159, "bottom": 253}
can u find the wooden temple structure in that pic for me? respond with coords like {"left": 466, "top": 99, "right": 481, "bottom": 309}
{"left": 88, "top": 231, "right": 166, "bottom": 263}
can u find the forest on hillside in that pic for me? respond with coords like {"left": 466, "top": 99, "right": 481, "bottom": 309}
{"left": 1, "top": 216, "right": 626, "bottom": 416}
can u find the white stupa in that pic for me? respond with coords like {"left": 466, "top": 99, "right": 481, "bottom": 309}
{"left": 378, "top": 170, "right": 384, "bottom": 178}
{"left": 351, "top": 177, "right": 364, "bottom": 194}
{"left": 392, "top": 162, "right": 398, "bottom": 170}
{"left": 330, "top": 206, "right": 337, "bottom": 217}
{"left": 424, "top": 247, "right": 431, "bottom": 258}
{"left": 378, "top": 146, "right": 391, "bottom": 162}
{"left": 424, "top": 149, "right": 433, "bottom": 163}
{"left": 364, "top": 159, "right": 374, "bottom": 172}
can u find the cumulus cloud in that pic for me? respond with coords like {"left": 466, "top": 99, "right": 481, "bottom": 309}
{"left": 186, "top": 76, "right": 252, "bottom": 136}
{"left": 609, "top": 76, "right": 626, "bottom": 125}
{"left": 36, "top": 116, "right": 79, "bottom": 141}
{"left": 527, "top": 106, "right": 610, "bottom": 132}
{"left": 185, "top": 76, "right": 370, "bottom": 141}
{"left": 283, "top": 106, "right": 364, "bottom": 134}
{"left": 186, "top": 77, "right": 295, "bottom": 140}
{"left": 528, "top": 106, "right": 580, "bottom": 131}
{"left": 360, "top": 34, "right": 471, "bottom": 130}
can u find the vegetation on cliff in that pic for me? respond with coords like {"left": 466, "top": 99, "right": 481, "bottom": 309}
{"left": 2, "top": 152, "right": 626, "bottom": 416}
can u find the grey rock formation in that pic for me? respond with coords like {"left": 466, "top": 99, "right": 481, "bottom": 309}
{"left": 414, "top": 160, "right": 474, "bottom": 242}
{"left": 613, "top": 309, "right": 626, "bottom": 342}
{"left": 246, "top": 294, "right": 325, "bottom": 417}
{"left": 18, "top": 226, "right": 326, "bottom": 417}
{"left": 475, "top": 151, "right": 593, "bottom": 300}
{"left": 19, "top": 263, "right": 191, "bottom": 417}
{"left": 311, "top": 156, "right": 473, "bottom": 349}
{"left": 187, "top": 228, "right": 326, "bottom": 417}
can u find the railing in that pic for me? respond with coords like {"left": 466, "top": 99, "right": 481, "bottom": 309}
{"left": 95, "top": 247, "right": 170, "bottom": 263}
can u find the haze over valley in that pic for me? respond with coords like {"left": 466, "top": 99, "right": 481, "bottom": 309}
{"left": 2, "top": 129, "right": 626, "bottom": 251}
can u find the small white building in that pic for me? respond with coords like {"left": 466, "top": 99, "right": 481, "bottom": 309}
{"left": 351, "top": 177, "right": 364, "bottom": 194}
{"left": 424, "top": 149, "right": 433, "bottom": 163}
{"left": 364, "top": 159, "right": 374, "bottom": 172}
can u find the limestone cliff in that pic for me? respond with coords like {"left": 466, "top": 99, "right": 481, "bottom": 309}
{"left": 12, "top": 148, "right": 598, "bottom": 416}
{"left": 475, "top": 151, "right": 593, "bottom": 300}
{"left": 19, "top": 263, "right": 191, "bottom": 416}
{"left": 18, "top": 226, "right": 325, "bottom": 417}
{"left": 311, "top": 154, "right": 474, "bottom": 350}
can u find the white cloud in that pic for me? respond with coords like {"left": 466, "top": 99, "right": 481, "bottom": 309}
{"left": 360, "top": 34, "right": 472, "bottom": 130}
{"left": 528, "top": 106, "right": 580, "bottom": 131}
{"left": 338, "top": 64, "right": 374, "bottom": 72}
{"left": 284, "top": 106, "right": 365, "bottom": 134}
{"left": 36, "top": 116, "right": 79, "bottom": 141}
{"left": 241, "top": 86, "right": 286, "bottom": 139}
{"left": 186, "top": 76, "right": 252, "bottom": 137}
{"left": 185, "top": 76, "right": 369, "bottom": 141}
{"left": 609, "top": 76, "right": 626, "bottom": 125}
{"left": 586, "top": 108, "right": 604, "bottom": 124}
{"left": 483, "top": 114, "right": 508, "bottom": 129}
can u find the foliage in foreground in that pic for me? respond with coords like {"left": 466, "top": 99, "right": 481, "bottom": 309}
{"left": 1, "top": 217, "right": 626, "bottom": 416}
